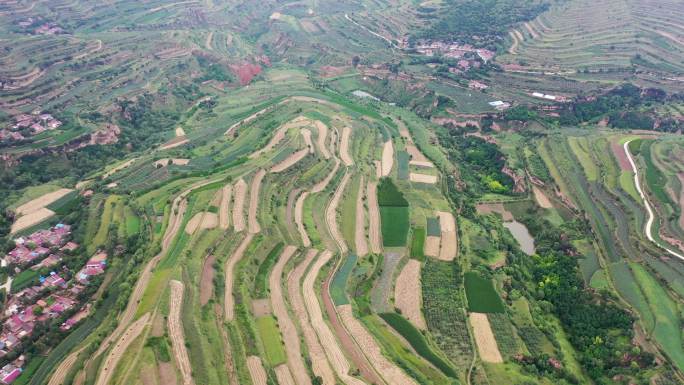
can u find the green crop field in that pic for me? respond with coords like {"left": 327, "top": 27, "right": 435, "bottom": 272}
{"left": 464, "top": 272, "right": 505, "bottom": 313}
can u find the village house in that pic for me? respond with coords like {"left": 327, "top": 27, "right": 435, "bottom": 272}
{"left": 77, "top": 252, "right": 107, "bottom": 284}
{"left": 41, "top": 272, "right": 67, "bottom": 289}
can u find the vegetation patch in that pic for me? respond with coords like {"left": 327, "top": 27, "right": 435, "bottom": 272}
{"left": 410, "top": 227, "right": 426, "bottom": 260}
{"left": 464, "top": 272, "right": 505, "bottom": 313}
{"left": 380, "top": 206, "right": 410, "bottom": 247}
{"left": 255, "top": 316, "right": 287, "bottom": 366}
{"left": 253, "top": 242, "right": 284, "bottom": 299}
{"left": 330, "top": 254, "right": 357, "bottom": 305}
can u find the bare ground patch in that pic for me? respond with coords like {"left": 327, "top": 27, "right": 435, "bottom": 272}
{"left": 95, "top": 313, "right": 151, "bottom": 385}
{"left": 15, "top": 188, "right": 73, "bottom": 215}
{"left": 315, "top": 120, "right": 331, "bottom": 159}
{"left": 381, "top": 140, "right": 394, "bottom": 177}
{"left": 11, "top": 207, "right": 55, "bottom": 234}
{"left": 295, "top": 192, "right": 311, "bottom": 247}
{"left": 424, "top": 236, "right": 440, "bottom": 257}
{"left": 248, "top": 170, "right": 266, "bottom": 233}
{"left": 312, "top": 160, "right": 340, "bottom": 193}
{"left": 366, "top": 181, "right": 382, "bottom": 254}
{"left": 251, "top": 299, "right": 272, "bottom": 317}
{"left": 184, "top": 212, "right": 218, "bottom": 234}
{"left": 219, "top": 184, "right": 232, "bottom": 230}
{"left": 247, "top": 356, "right": 268, "bottom": 385}
{"left": 409, "top": 173, "right": 437, "bottom": 184}
{"left": 271, "top": 149, "right": 309, "bottom": 173}
{"left": 470, "top": 312, "right": 503, "bottom": 363}
{"left": 301, "top": 128, "right": 315, "bottom": 154}
{"left": 154, "top": 158, "right": 190, "bottom": 167}
{"left": 200, "top": 255, "right": 216, "bottom": 306}
{"left": 532, "top": 186, "right": 552, "bottom": 209}
{"left": 168, "top": 281, "right": 195, "bottom": 385}
{"left": 224, "top": 234, "right": 254, "bottom": 320}
{"left": 232, "top": 179, "right": 248, "bottom": 232}
{"left": 355, "top": 177, "right": 369, "bottom": 256}
{"left": 326, "top": 172, "right": 351, "bottom": 254}
{"left": 394, "top": 260, "right": 426, "bottom": 329}
{"left": 340, "top": 126, "right": 354, "bottom": 166}
{"left": 437, "top": 211, "right": 457, "bottom": 261}
{"left": 274, "top": 364, "right": 296, "bottom": 385}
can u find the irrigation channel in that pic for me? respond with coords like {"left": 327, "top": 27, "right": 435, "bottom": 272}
{"left": 624, "top": 140, "right": 684, "bottom": 260}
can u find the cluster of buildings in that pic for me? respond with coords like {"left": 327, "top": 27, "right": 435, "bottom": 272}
{"left": 17, "top": 18, "right": 63, "bottom": 35}
{"left": 412, "top": 41, "right": 496, "bottom": 64}
{"left": 0, "top": 111, "right": 62, "bottom": 143}
{"left": 0, "top": 224, "right": 106, "bottom": 384}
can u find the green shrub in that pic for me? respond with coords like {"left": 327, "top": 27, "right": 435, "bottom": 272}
{"left": 377, "top": 178, "right": 408, "bottom": 207}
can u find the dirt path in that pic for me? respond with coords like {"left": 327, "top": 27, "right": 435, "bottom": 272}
{"left": 269, "top": 245, "right": 311, "bottom": 385}
{"left": 437, "top": 211, "right": 457, "bottom": 261}
{"left": 247, "top": 356, "right": 268, "bottom": 385}
{"left": 312, "top": 160, "right": 340, "bottom": 193}
{"left": 326, "top": 171, "right": 351, "bottom": 254}
{"left": 532, "top": 186, "right": 552, "bottom": 209}
{"left": 315, "top": 121, "right": 331, "bottom": 159}
{"left": 249, "top": 170, "right": 265, "bottom": 234}
{"left": 338, "top": 304, "right": 417, "bottom": 385}
{"left": 394, "top": 260, "right": 426, "bottom": 329}
{"left": 366, "top": 181, "right": 383, "bottom": 253}
{"left": 301, "top": 128, "right": 315, "bottom": 154}
{"left": 295, "top": 192, "right": 311, "bottom": 247}
{"left": 220, "top": 184, "right": 232, "bottom": 230}
{"left": 275, "top": 364, "right": 296, "bottom": 385}
{"left": 271, "top": 149, "right": 309, "bottom": 173}
{"left": 287, "top": 249, "right": 336, "bottom": 385}
{"left": 95, "top": 313, "right": 151, "bottom": 385}
{"left": 381, "top": 140, "right": 394, "bottom": 177}
{"left": 355, "top": 177, "right": 369, "bottom": 257}
{"left": 224, "top": 233, "right": 255, "bottom": 320}
{"left": 168, "top": 281, "right": 195, "bottom": 385}
{"left": 304, "top": 251, "right": 368, "bottom": 385}
{"left": 340, "top": 126, "right": 354, "bottom": 166}
{"left": 232, "top": 179, "right": 248, "bottom": 232}
{"left": 469, "top": 313, "right": 503, "bottom": 363}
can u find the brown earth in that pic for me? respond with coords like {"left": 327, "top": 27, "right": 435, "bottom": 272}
{"left": 271, "top": 149, "right": 309, "bottom": 173}
{"left": 338, "top": 304, "right": 418, "bottom": 385}
{"left": 168, "top": 281, "right": 195, "bottom": 385}
{"left": 274, "top": 364, "right": 296, "bottom": 385}
{"left": 230, "top": 63, "right": 262, "bottom": 86}
{"left": 301, "top": 128, "right": 315, "bottom": 154}
{"left": 437, "top": 211, "right": 457, "bottom": 261}
{"left": 184, "top": 212, "right": 218, "bottom": 234}
{"left": 366, "top": 181, "right": 383, "bottom": 254}
{"left": 326, "top": 171, "right": 351, "bottom": 253}
{"left": 224, "top": 233, "right": 255, "bottom": 320}
{"left": 11, "top": 207, "right": 56, "bottom": 234}
{"left": 248, "top": 169, "right": 266, "bottom": 234}
{"left": 381, "top": 140, "right": 394, "bottom": 177}
{"left": 158, "top": 363, "right": 178, "bottom": 385}
{"left": 307, "top": 251, "right": 369, "bottom": 385}
{"left": 199, "top": 255, "right": 216, "bottom": 306}
{"left": 340, "top": 126, "right": 354, "bottom": 166}
{"left": 219, "top": 184, "right": 232, "bottom": 230}
{"left": 475, "top": 203, "right": 514, "bottom": 221}
{"left": 295, "top": 191, "right": 311, "bottom": 247}
{"left": 270, "top": 245, "right": 311, "bottom": 385}
{"left": 409, "top": 173, "right": 437, "bottom": 184}
{"left": 246, "top": 356, "right": 268, "bottom": 385}
{"left": 424, "top": 236, "right": 440, "bottom": 257}
{"left": 159, "top": 136, "right": 189, "bottom": 150}
{"left": 287, "top": 249, "right": 336, "bottom": 385}
{"left": 394, "top": 260, "right": 426, "bottom": 329}
{"left": 15, "top": 188, "right": 73, "bottom": 215}
{"left": 312, "top": 160, "right": 340, "bottom": 193}
{"left": 470, "top": 312, "right": 503, "bottom": 363}
{"left": 532, "top": 186, "right": 553, "bottom": 209}
{"left": 251, "top": 299, "right": 272, "bottom": 317}
{"left": 315, "top": 120, "right": 331, "bottom": 159}
{"left": 154, "top": 158, "right": 190, "bottom": 167}
{"left": 95, "top": 313, "right": 151, "bottom": 385}
{"left": 612, "top": 140, "right": 632, "bottom": 171}
{"left": 232, "top": 179, "right": 248, "bottom": 232}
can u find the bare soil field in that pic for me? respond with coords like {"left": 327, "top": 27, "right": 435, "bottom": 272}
{"left": 381, "top": 140, "right": 394, "bottom": 177}
{"left": 301, "top": 128, "right": 315, "bottom": 154}
{"left": 248, "top": 170, "right": 266, "bottom": 234}
{"left": 295, "top": 192, "right": 311, "bottom": 247}
{"left": 469, "top": 312, "right": 503, "bottom": 363}
{"left": 232, "top": 179, "right": 248, "bottom": 232}
{"left": 338, "top": 304, "right": 418, "bottom": 385}
{"left": 168, "top": 281, "right": 195, "bottom": 385}
{"left": 251, "top": 299, "right": 272, "bottom": 317}
{"left": 532, "top": 186, "right": 553, "bottom": 209}
{"left": 312, "top": 160, "right": 340, "bottom": 193}
{"left": 274, "top": 364, "right": 296, "bottom": 385}
{"left": 95, "top": 313, "right": 151, "bottom": 385}
{"left": 200, "top": 255, "right": 216, "bottom": 306}
{"left": 340, "top": 126, "right": 354, "bottom": 166}
{"left": 11, "top": 207, "right": 56, "bottom": 234}
{"left": 175, "top": 126, "right": 186, "bottom": 137}
{"left": 271, "top": 149, "right": 309, "bottom": 173}
{"left": 326, "top": 172, "right": 351, "bottom": 254}
{"left": 250, "top": 117, "right": 307, "bottom": 159}
{"left": 424, "top": 236, "right": 440, "bottom": 257}
{"left": 158, "top": 362, "right": 178, "bottom": 385}
{"left": 437, "top": 211, "right": 457, "bottom": 261}
{"left": 269, "top": 245, "right": 311, "bottom": 385}
{"left": 612, "top": 140, "right": 632, "bottom": 171}
{"left": 220, "top": 184, "right": 232, "bottom": 230}
{"left": 355, "top": 177, "right": 369, "bottom": 256}
{"left": 366, "top": 181, "right": 383, "bottom": 254}
{"left": 475, "top": 203, "right": 513, "bottom": 221}
{"left": 304, "top": 251, "right": 368, "bottom": 385}
{"left": 409, "top": 173, "right": 437, "bottom": 184}
{"left": 287, "top": 249, "right": 336, "bottom": 385}
{"left": 154, "top": 158, "right": 190, "bottom": 167}
{"left": 315, "top": 120, "right": 331, "bottom": 159}
{"left": 184, "top": 212, "right": 218, "bottom": 234}
{"left": 15, "top": 188, "right": 73, "bottom": 215}
{"left": 405, "top": 144, "right": 433, "bottom": 167}
{"left": 224, "top": 233, "right": 254, "bottom": 321}
{"left": 159, "top": 136, "right": 189, "bottom": 150}
{"left": 246, "top": 356, "right": 268, "bottom": 385}
{"left": 394, "top": 260, "right": 426, "bottom": 329}
{"left": 47, "top": 347, "right": 86, "bottom": 385}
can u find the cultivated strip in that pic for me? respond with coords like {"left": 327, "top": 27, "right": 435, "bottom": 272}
{"left": 95, "top": 313, "right": 151, "bottom": 385}
{"left": 168, "top": 281, "right": 195, "bottom": 385}
{"left": 366, "top": 181, "right": 383, "bottom": 253}
{"left": 394, "top": 259, "right": 426, "bottom": 329}
{"left": 355, "top": 176, "right": 369, "bottom": 256}
{"left": 224, "top": 233, "right": 255, "bottom": 320}
{"left": 469, "top": 313, "right": 503, "bottom": 363}
{"left": 15, "top": 188, "right": 73, "bottom": 215}
{"left": 220, "top": 184, "right": 232, "bottom": 229}
{"left": 287, "top": 249, "right": 336, "bottom": 385}
{"left": 315, "top": 120, "right": 331, "bottom": 159}
{"left": 338, "top": 304, "right": 418, "bottom": 385}
{"left": 381, "top": 140, "right": 394, "bottom": 177}
{"left": 340, "top": 126, "right": 354, "bottom": 166}
{"left": 275, "top": 364, "right": 297, "bottom": 385}
{"left": 270, "top": 246, "right": 311, "bottom": 385}
{"left": 409, "top": 173, "right": 437, "bottom": 184}
{"left": 271, "top": 149, "right": 309, "bottom": 173}
{"left": 326, "top": 171, "right": 351, "bottom": 254}
{"left": 294, "top": 192, "right": 311, "bottom": 247}
{"left": 437, "top": 211, "right": 457, "bottom": 261}
{"left": 303, "top": 251, "right": 366, "bottom": 385}
{"left": 301, "top": 128, "right": 315, "bottom": 154}
{"left": 312, "top": 160, "right": 340, "bottom": 193}
{"left": 249, "top": 170, "right": 266, "bottom": 234}
{"left": 247, "top": 356, "right": 268, "bottom": 385}
{"left": 232, "top": 178, "right": 248, "bottom": 232}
